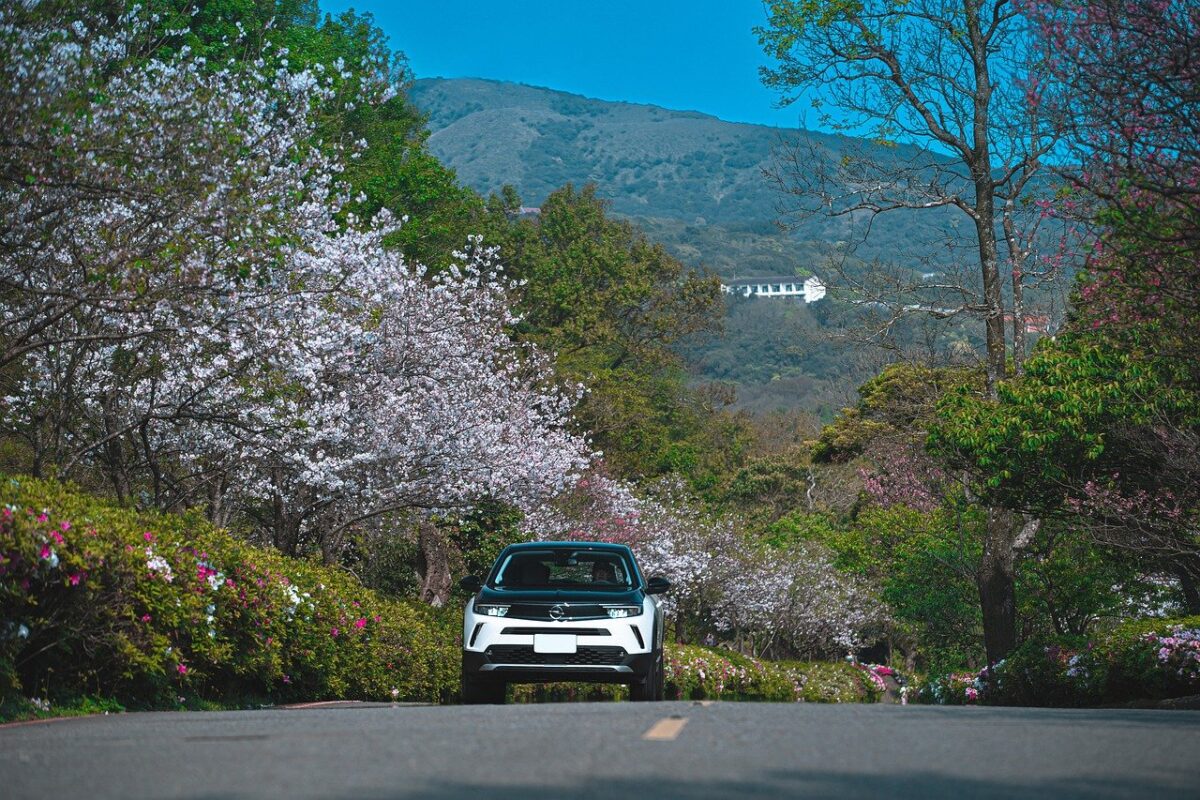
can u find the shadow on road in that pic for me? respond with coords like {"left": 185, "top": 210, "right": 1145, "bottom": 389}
{"left": 177, "top": 767, "right": 1189, "bottom": 800}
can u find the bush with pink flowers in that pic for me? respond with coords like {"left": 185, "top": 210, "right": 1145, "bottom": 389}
{"left": 915, "top": 616, "right": 1200, "bottom": 707}
{"left": 0, "top": 475, "right": 459, "bottom": 714}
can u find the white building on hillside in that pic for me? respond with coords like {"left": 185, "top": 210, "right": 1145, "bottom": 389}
{"left": 721, "top": 276, "right": 826, "bottom": 303}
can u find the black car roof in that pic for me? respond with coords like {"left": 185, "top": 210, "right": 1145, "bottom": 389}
{"left": 502, "top": 541, "right": 633, "bottom": 553}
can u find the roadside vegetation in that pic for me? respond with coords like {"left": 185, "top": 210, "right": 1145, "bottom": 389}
{"left": 1, "top": 0, "right": 1197, "bottom": 719}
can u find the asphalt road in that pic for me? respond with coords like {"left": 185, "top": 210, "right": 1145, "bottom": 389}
{"left": 3, "top": 700, "right": 1198, "bottom": 799}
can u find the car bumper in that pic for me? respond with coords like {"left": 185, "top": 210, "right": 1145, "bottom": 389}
{"left": 462, "top": 648, "right": 656, "bottom": 684}
{"left": 462, "top": 610, "right": 656, "bottom": 684}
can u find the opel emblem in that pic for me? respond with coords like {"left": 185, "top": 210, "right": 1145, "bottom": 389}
{"left": 549, "top": 604, "right": 565, "bottom": 621}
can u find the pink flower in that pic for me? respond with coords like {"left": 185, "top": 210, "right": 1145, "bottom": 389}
{"left": 176, "top": 664, "right": 188, "bottom": 675}
{"left": 143, "top": 532, "right": 155, "bottom": 542}
{"left": 67, "top": 572, "right": 83, "bottom": 586}
{"left": 39, "top": 544, "right": 51, "bottom": 560}
{"left": 36, "top": 513, "right": 48, "bottom": 523}
{"left": 225, "top": 578, "right": 235, "bottom": 588}
{"left": 60, "top": 521, "right": 71, "bottom": 532}
{"left": 141, "top": 614, "right": 152, "bottom": 623}
{"left": 49, "top": 530, "right": 64, "bottom": 545}
{"left": 354, "top": 618, "right": 367, "bottom": 630}
{"left": 282, "top": 674, "right": 291, "bottom": 684}
{"left": 330, "top": 627, "right": 339, "bottom": 637}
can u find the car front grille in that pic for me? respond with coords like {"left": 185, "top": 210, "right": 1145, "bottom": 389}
{"left": 485, "top": 645, "right": 628, "bottom": 666}
{"left": 505, "top": 603, "right": 612, "bottom": 621}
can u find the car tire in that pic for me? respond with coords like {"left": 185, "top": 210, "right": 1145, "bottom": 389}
{"left": 461, "top": 665, "right": 505, "bottom": 704}
{"left": 630, "top": 649, "right": 661, "bottom": 702}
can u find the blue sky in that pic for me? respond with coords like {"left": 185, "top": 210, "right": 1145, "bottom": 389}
{"left": 318, "top": 0, "right": 804, "bottom": 129}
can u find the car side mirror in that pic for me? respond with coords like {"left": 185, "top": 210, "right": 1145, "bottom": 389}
{"left": 646, "top": 576, "right": 671, "bottom": 595}
{"left": 459, "top": 575, "right": 482, "bottom": 593}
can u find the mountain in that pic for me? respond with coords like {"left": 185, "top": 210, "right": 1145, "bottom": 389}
{"left": 408, "top": 78, "right": 973, "bottom": 416}
{"left": 409, "top": 77, "right": 960, "bottom": 281}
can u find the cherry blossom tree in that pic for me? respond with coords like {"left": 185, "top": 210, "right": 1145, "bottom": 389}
{"left": 0, "top": 5, "right": 592, "bottom": 575}
{"left": 526, "top": 472, "right": 884, "bottom": 657}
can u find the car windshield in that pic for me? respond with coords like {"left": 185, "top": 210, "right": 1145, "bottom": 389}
{"left": 489, "top": 549, "right": 635, "bottom": 590}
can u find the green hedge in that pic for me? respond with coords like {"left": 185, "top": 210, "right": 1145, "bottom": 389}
{"left": 511, "top": 645, "right": 880, "bottom": 704}
{"left": 916, "top": 616, "right": 1200, "bottom": 707}
{"left": 663, "top": 644, "right": 879, "bottom": 703}
{"left": 0, "top": 475, "right": 459, "bottom": 712}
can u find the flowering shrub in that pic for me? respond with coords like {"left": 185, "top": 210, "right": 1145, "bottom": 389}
{"left": 1148, "top": 629, "right": 1200, "bottom": 683}
{"left": 916, "top": 616, "right": 1200, "bottom": 706}
{"left": 507, "top": 645, "right": 885, "bottom": 704}
{"left": 0, "top": 475, "right": 458, "bottom": 709}
{"left": 916, "top": 670, "right": 990, "bottom": 706}
{"left": 663, "top": 645, "right": 879, "bottom": 703}
{"left": 1104, "top": 618, "right": 1200, "bottom": 703}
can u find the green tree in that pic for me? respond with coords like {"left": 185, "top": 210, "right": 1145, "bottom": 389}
{"left": 758, "top": 0, "right": 1063, "bottom": 662}
{"left": 487, "top": 184, "right": 734, "bottom": 482}
{"left": 153, "top": 0, "right": 483, "bottom": 267}
{"left": 931, "top": 325, "right": 1200, "bottom": 612}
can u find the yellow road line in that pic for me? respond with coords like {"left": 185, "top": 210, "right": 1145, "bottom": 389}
{"left": 642, "top": 716, "right": 688, "bottom": 741}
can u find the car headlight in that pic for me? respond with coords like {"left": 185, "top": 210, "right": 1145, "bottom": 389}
{"left": 604, "top": 605, "right": 642, "bottom": 619}
{"left": 474, "top": 603, "right": 509, "bottom": 617}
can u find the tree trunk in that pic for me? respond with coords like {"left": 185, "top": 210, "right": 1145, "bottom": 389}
{"left": 973, "top": 190, "right": 1007, "bottom": 399}
{"left": 270, "top": 471, "right": 301, "bottom": 557}
{"left": 1178, "top": 565, "right": 1200, "bottom": 616}
{"left": 978, "top": 508, "right": 1018, "bottom": 664}
{"left": 1003, "top": 197, "right": 1028, "bottom": 376}
{"left": 416, "top": 519, "right": 452, "bottom": 607}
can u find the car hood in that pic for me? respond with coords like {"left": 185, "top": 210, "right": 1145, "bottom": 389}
{"left": 476, "top": 586, "right": 646, "bottom": 605}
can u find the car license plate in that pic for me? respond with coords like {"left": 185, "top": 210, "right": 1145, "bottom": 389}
{"left": 533, "top": 634, "right": 577, "bottom": 654}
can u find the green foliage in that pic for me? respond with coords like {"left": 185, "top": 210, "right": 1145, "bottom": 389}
{"left": 486, "top": 183, "right": 739, "bottom": 483}
{"left": 664, "top": 644, "right": 877, "bottom": 703}
{"left": 0, "top": 475, "right": 459, "bottom": 710}
{"left": 918, "top": 616, "right": 1200, "bottom": 707}
{"left": 986, "top": 637, "right": 1106, "bottom": 708}
{"left": 153, "top": 1, "right": 485, "bottom": 269}
{"left": 1016, "top": 523, "right": 1161, "bottom": 638}
{"left": 1100, "top": 616, "right": 1200, "bottom": 703}
{"left": 813, "top": 362, "right": 978, "bottom": 463}
{"left": 853, "top": 506, "right": 983, "bottom": 673}
{"left": 932, "top": 333, "right": 1199, "bottom": 506}
{"left": 508, "top": 644, "right": 879, "bottom": 704}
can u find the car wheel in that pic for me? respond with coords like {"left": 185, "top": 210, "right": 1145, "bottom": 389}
{"left": 630, "top": 649, "right": 660, "bottom": 702}
{"left": 461, "top": 665, "right": 505, "bottom": 704}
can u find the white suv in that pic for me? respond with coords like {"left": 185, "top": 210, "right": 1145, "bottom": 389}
{"left": 459, "top": 542, "right": 670, "bottom": 703}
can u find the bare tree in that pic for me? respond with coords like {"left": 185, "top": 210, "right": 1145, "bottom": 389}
{"left": 757, "top": 0, "right": 1067, "bottom": 662}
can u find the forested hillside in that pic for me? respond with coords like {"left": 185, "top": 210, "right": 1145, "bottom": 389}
{"left": 409, "top": 78, "right": 1043, "bottom": 414}
{"left": 411, "top": 77, "right": 963, "bottom": 278}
